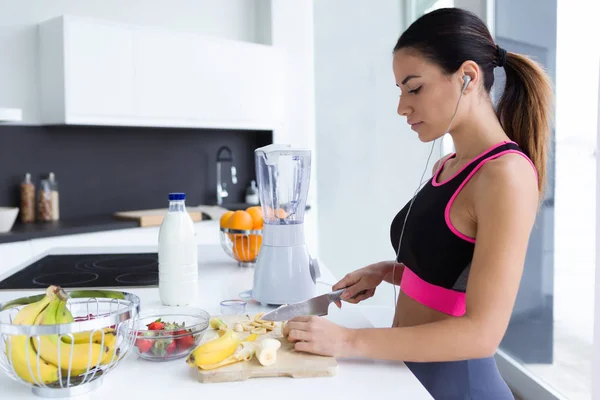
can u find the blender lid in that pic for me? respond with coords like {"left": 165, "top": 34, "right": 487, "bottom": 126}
{"left": 255, "top": 144, "right": 311, "bottom": 165}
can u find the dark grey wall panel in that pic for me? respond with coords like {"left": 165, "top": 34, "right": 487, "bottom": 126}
{"left": 0, "top": 125, "right": 272, "bottom": 219}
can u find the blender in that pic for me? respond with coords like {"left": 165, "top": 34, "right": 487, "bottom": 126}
{"left": 251, "top": 144, "right": 320, "bottom": 305}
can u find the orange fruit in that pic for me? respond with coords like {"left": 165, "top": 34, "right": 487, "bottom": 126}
{"left": 246, "top": 206, "right": 264, "bottom": 230}
{"left": 275, "top": 208, "right": 288, "bottom": 219}
{"left": 226, "top": 210, "right": 253, "bottom": 231}
{"left": 219, "top": 211, "right": 234, "bottom": 229}
{"left": 232, "top": 234, "right": 262, "bottom": 262}
{"left": 263, "top": 206, "right": 288, "bottom": 221}
{"left": 249, "top": 234, "right": 262, "bottom": 251}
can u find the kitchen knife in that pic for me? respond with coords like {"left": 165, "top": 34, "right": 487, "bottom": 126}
{"left": 261, "top": 288, "right": 367, "bottom": 321}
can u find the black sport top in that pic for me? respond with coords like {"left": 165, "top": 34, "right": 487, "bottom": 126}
{"left": 389, "top": 141, "right": 534, "bottom": 315}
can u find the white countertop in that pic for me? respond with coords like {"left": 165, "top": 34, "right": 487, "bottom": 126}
{"left": 0, "top": 243, "right": 432, "bottom": 399}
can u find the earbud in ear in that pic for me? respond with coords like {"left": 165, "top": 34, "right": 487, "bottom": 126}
{"left": 462, "top": 76, "right": 471, "bottom": 93}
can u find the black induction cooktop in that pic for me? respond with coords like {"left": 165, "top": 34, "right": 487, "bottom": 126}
{"left": 0, "top": 253, "right": 158, "bottom": 290}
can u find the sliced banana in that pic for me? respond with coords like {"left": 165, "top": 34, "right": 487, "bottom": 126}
{"left": 251, "top": 327, "right": 267, "bottom": 335}
{"left": 233, "top": 323, "right": 244, "bottom": 332}
{"left": 253, "top": 312, "right": 265, "bottom": 321}
{"left": 256, "top": 338, "right": 281, "bottom": 366}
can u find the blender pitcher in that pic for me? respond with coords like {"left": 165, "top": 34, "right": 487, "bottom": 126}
{"left": 252, "top": 144, "right": 320, "bottom": 305}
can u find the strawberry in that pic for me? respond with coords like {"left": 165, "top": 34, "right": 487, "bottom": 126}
{"left": 165, "top": 340, "right": 177, "bottom": 355}
{"left": 177, "top": 334, "right": 196, "bottom": 351}
{"left": 74, "top": 313, "right": 95, "bottom": 322}
{"left": 146, "top": 318, "right": 165, "bottom": 331}
{"left": 135, "top": 338, "right": 153, "bottom": 353}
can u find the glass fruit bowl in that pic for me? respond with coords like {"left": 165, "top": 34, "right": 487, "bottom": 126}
{"left": 129, "top": 307, "right": 210, "bottom": 362}
{"left": 219, "top": 228, "right": 263, "bottom": 267}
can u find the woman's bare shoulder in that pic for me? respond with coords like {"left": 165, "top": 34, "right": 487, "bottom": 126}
{"left": 473, "top": 152, "right": 539, "bottom": 210}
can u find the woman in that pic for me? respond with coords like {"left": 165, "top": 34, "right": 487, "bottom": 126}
{"left": 282, "top": 7, "right": 553, "bottom": 399}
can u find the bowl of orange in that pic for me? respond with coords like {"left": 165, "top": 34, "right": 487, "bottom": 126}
{"left": 219, "top": 207, "right": 264, "bottom": 267}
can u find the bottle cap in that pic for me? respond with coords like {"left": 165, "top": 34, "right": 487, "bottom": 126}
{"left": 168, "top": 193, "right": 186, "bottom": 201}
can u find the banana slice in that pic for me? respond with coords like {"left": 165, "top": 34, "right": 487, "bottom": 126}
{"left": 253, "top": 312, "right": 266, "bottom": 321}
{"left": 233, "top": 323, "right": 244, "bottom": 332}
{"left": 256, "top": 338, "right": 281, "bottom": 366}
{"left": 251, "top": 327, "right": 267, "bottom": 335}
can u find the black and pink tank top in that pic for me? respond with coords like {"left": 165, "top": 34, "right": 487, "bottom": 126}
{"left": 390, "top": 140, "right": 536, "bottom": 316}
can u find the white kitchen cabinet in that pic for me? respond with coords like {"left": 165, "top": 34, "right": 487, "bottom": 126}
{"left": 38, "top": 16, "right": 285, "bottom": 130}
{"left": 39, "top": 16, "right": 135, "bottom": 124}
{"left": 134, "top": 30, "right": 285, "bottom": 130}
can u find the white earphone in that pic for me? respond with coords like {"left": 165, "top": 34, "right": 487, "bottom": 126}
{"left": 390, "top": 74, "right": 472, "bottom": 306}
{"left": 462, "top": 75, "right": 471, "bottom": 93}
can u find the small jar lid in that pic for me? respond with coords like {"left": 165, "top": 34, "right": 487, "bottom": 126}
{"left": 220, "top": 299, "right": 247, "bottom": 315}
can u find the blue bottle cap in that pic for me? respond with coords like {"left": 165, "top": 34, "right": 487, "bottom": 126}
{"left": 168, "top": 193, "right": 186, "bottom": 201}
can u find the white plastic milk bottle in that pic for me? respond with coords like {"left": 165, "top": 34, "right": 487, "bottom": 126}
{"left": 158, "top": 193, "right": 198, "bottom": 306}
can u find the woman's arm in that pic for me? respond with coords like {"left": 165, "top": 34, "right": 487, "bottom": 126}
{"left": 289, "top": 155, "right": 539, "bottom": 361}
{"left": 380, "top": 261, "right": 404, "bottom": 285}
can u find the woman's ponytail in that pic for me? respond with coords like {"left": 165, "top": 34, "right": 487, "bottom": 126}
{"left": 496, "top": 52, "right": 554, "bottom": 194}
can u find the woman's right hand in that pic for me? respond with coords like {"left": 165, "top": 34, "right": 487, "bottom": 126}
{"left": 332, "top": 261, "right": 394, "bottom": 308}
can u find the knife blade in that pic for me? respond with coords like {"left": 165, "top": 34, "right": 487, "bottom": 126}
{"left": 260, "top": 289, "right": 345, "bottom": 321}
{"left": 260, "top": 287, "right": 374, "bottom": 321}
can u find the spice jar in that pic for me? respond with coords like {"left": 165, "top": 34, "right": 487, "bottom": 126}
{"left": 37, "top": 179, "right": 53, "bottom": 222}
{"left": 48, "top": 172, "right": 60, "bottom": 221}
{"left": 20, "top": 173, "right": 35, "bottom": 223}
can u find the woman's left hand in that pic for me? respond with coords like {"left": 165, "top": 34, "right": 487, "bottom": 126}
{"left": 283, "top": 316, "right": 355, "bottom": 357}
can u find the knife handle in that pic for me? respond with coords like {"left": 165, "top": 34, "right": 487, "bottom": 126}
{"left": 328, "top": 289, "right": 346, "bottom": 302}
{"left": 328, "top": 288, "right": 368, "bottom": 302}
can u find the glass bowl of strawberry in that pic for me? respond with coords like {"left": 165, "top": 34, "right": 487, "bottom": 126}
{"left": 130, "top": 307, "right": 210, "bottom": 361}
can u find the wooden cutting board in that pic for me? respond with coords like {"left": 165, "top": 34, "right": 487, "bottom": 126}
{"left": 113, "top": 208, "right": 204, "bottom": 227}
{"left": 196, "top": 314, "right": 338, "bottom": 383}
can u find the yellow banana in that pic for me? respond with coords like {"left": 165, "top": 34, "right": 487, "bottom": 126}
{"left": 61, "top": 328, "right": 116, "bottom": 345}
{"left": 186, "top": 328, "right": 240, "bottom": 367}
{"left": 54, "top": 303, "right": 118, "bottom": 370}
{"left": 32, "top": 298, "right": 109, "bottom": 372}
{"left": 197, "top": 342, "right": 255, "bottom": 370}
{"left": 7, "top": 286, "right": 61, "bottom": 385}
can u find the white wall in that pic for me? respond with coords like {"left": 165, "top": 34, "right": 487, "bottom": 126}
{"left": 594, "top": 60, "right": 600, "bottom": 400}
{"left": 0, "top": 0, "right": 262, "bottom": 124}
{"left": 270, "top": 0, "right": 317, "bottom": 209}
{"left": 313, "top": 0, "right": 433, "bottom": 307}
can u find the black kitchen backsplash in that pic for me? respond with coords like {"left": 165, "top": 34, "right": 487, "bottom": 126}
{"left": 0, "top": 125, "right": 272, "bottom": 219}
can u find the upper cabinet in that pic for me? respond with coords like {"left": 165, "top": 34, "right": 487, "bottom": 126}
{"left": 38, "top": 16, "right": 285, "bottom": 131}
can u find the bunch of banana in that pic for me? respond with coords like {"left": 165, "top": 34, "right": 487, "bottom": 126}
{"left": 1, "top": 290, "right": 125, "bottom": 311}
{"left": 7, "top": 285, "right": 62, "bottom": 385}
{"left": 6, "top": 285, "right": 118, "bottom": 385}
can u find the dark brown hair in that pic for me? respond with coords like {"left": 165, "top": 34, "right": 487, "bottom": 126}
{"left": 394, "top": 8, "right": 553, "bottom": 193}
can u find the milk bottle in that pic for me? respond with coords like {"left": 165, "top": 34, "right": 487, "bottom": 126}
{"left": 158, "top": 193, "right": 198, "bottom": 306}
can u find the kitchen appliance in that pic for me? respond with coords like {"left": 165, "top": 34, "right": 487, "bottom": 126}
{"left": 261, "top": 289, "right": 345, "bottom": 321}
{"left": 251, "top": 144, "right": 319, "bottom": 306}
{"left": 0, "top": 253, "right": 159, "bottom": 290}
